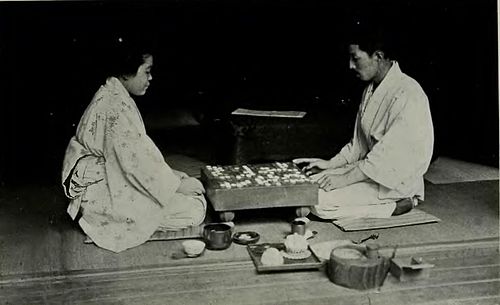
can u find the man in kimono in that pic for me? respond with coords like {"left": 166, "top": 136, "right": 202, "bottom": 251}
{"left": 294, "top": 31, "right": 434, "bottom": 219}
{"left": 62, "top": 47, "right": 206, "bottom": 252}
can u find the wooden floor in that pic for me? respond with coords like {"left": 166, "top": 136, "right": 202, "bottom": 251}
{"left": 0, "top": 167, "right": 498, "bottom": 304}
{"left": 1, "top": 238, "right": 498, "bottom": 305}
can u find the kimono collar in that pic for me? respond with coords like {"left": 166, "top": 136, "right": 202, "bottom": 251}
{"left": 106, "top": 77, "right": 132, "bottom": 98}
{"left": 369, "top": 61, "right": 403, "bottom": 95}
{"left": 105, "top": 77, "right": 143, "bottom": 121}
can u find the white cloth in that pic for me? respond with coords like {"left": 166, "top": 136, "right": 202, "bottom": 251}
{"left": 62, "top": 77, "right": 206, "bottom": 252}
{"left": 314, "top": 182, "right": 397, "bottom": 219}
{"left": 314, "top": 62, "right": 434, "bottom": 219}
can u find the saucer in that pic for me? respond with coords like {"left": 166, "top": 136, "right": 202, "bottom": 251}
{"left": 233, "top": 231, "right": 260, "bottom": 245}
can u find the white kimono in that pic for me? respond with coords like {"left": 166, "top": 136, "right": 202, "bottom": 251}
{"left": 313, "top": 62, "right": 434, "bottom": 219}
{"left": 62, "top": 77, "right": 206, "bottom": 252}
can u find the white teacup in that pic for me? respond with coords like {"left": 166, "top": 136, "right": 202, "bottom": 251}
{"left": 182, "top": 240, "right": 206, "bottom": 257}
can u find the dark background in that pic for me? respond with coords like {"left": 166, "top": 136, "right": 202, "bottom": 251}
{"left": 0, "top": 0, "right": 497, "bottom": 186}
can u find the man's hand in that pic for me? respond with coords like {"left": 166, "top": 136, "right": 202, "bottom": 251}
{"left": 310, "top": 165, "right": 369, "bottom": 191}
{"left": 293, "top": 158, "right": 332, "bottom": 176}
{"left": 313, "top": 172, "right": 351, "bottom": 191}
{"left": 177, "top": 177, "right": 205, "bottom": 196}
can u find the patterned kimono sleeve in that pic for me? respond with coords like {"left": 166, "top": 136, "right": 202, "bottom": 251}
{"left": 103, "top": 103, "right": 181, "bottom": 208}
{"left": 358, "top": 89, "right": 434, "bottom": 190}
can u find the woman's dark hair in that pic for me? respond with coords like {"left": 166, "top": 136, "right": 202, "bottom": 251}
{"left": 104, "top": 36, "right": 155, "bottom": 78}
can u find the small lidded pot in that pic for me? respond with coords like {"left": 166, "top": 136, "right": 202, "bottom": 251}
{"left": 203, "top": 223, "right": 233, "bottom": 250}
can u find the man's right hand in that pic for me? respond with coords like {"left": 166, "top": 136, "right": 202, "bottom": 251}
{"left": 293, "top": 158, "right": 332, "bottom": 176}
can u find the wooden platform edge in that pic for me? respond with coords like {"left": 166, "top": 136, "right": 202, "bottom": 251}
{"left": 2, "top": 237, "right": 497, "bottom": 286}
{"left": 0, "top": 259, "right": 254, "bottom": 286}
{"left": 378, "top": 236, "right": 499, "bottom": 258}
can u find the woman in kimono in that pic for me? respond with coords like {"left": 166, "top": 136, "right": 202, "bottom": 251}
{"left": 62, "top": 42, "right": 207, "bottom": 252}
{"left": 294, "top": 30, "right": 434, "bottom": 220}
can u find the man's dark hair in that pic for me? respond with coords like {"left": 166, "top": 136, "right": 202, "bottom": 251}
{"left": 348, "top": 22, "right": 399, "bottom": 60}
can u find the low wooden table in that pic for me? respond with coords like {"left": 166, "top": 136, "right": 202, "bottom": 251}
{"left": 200, "top": 162, "right": 318, "bottom": 221}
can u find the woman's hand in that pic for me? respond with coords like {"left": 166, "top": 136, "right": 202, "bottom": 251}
{"left": 177, "top": 177, "right": 205, "bottom": 196}
{"left": 173, "top": 169, "right": 189, "bottom": 179}
{"left": 293, "top": 158, "right": 332, "bottom": 176}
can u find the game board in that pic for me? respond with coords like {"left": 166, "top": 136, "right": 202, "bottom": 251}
{"left": 200, "top": 162, "right": 318, "bottom": 221}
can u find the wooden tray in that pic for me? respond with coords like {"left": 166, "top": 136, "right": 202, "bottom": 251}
{"left": 247, "top": 243, "right": 323, "bottom": 273}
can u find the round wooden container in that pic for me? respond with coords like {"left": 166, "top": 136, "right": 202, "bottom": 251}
{"left": 327, "top": 246, "right": 391, "bottom": 290}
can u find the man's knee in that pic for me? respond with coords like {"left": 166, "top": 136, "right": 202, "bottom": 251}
{"left": 310, "top": 205, "right": 335, "bottom": 220}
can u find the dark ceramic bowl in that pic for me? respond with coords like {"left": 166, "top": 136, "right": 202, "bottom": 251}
{"left": 203, "top": 223, "right": 233, "bottom": 250}
{"left": 233, "top": 231, "right": 260, "bottom": 245}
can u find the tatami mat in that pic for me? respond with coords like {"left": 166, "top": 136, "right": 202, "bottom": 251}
{"left": 424, "top": 157, "right": 498, "bottom": 184}
{"left": 84, "top": 225, "right": 203, "bottom": 244}
{"left": 332, "top": 208, "right": 441, "bottom": 232}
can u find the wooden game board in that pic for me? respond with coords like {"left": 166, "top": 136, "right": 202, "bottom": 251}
{"left": 200, "top": 162, "right": 318, "bottom": 221}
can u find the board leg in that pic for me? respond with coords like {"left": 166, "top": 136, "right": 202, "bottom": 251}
{"left": 295, "top": 207, "right": 310, "bottom": 218}
{"left": 219, "top": 211, "right": 235, "bottom": 222}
